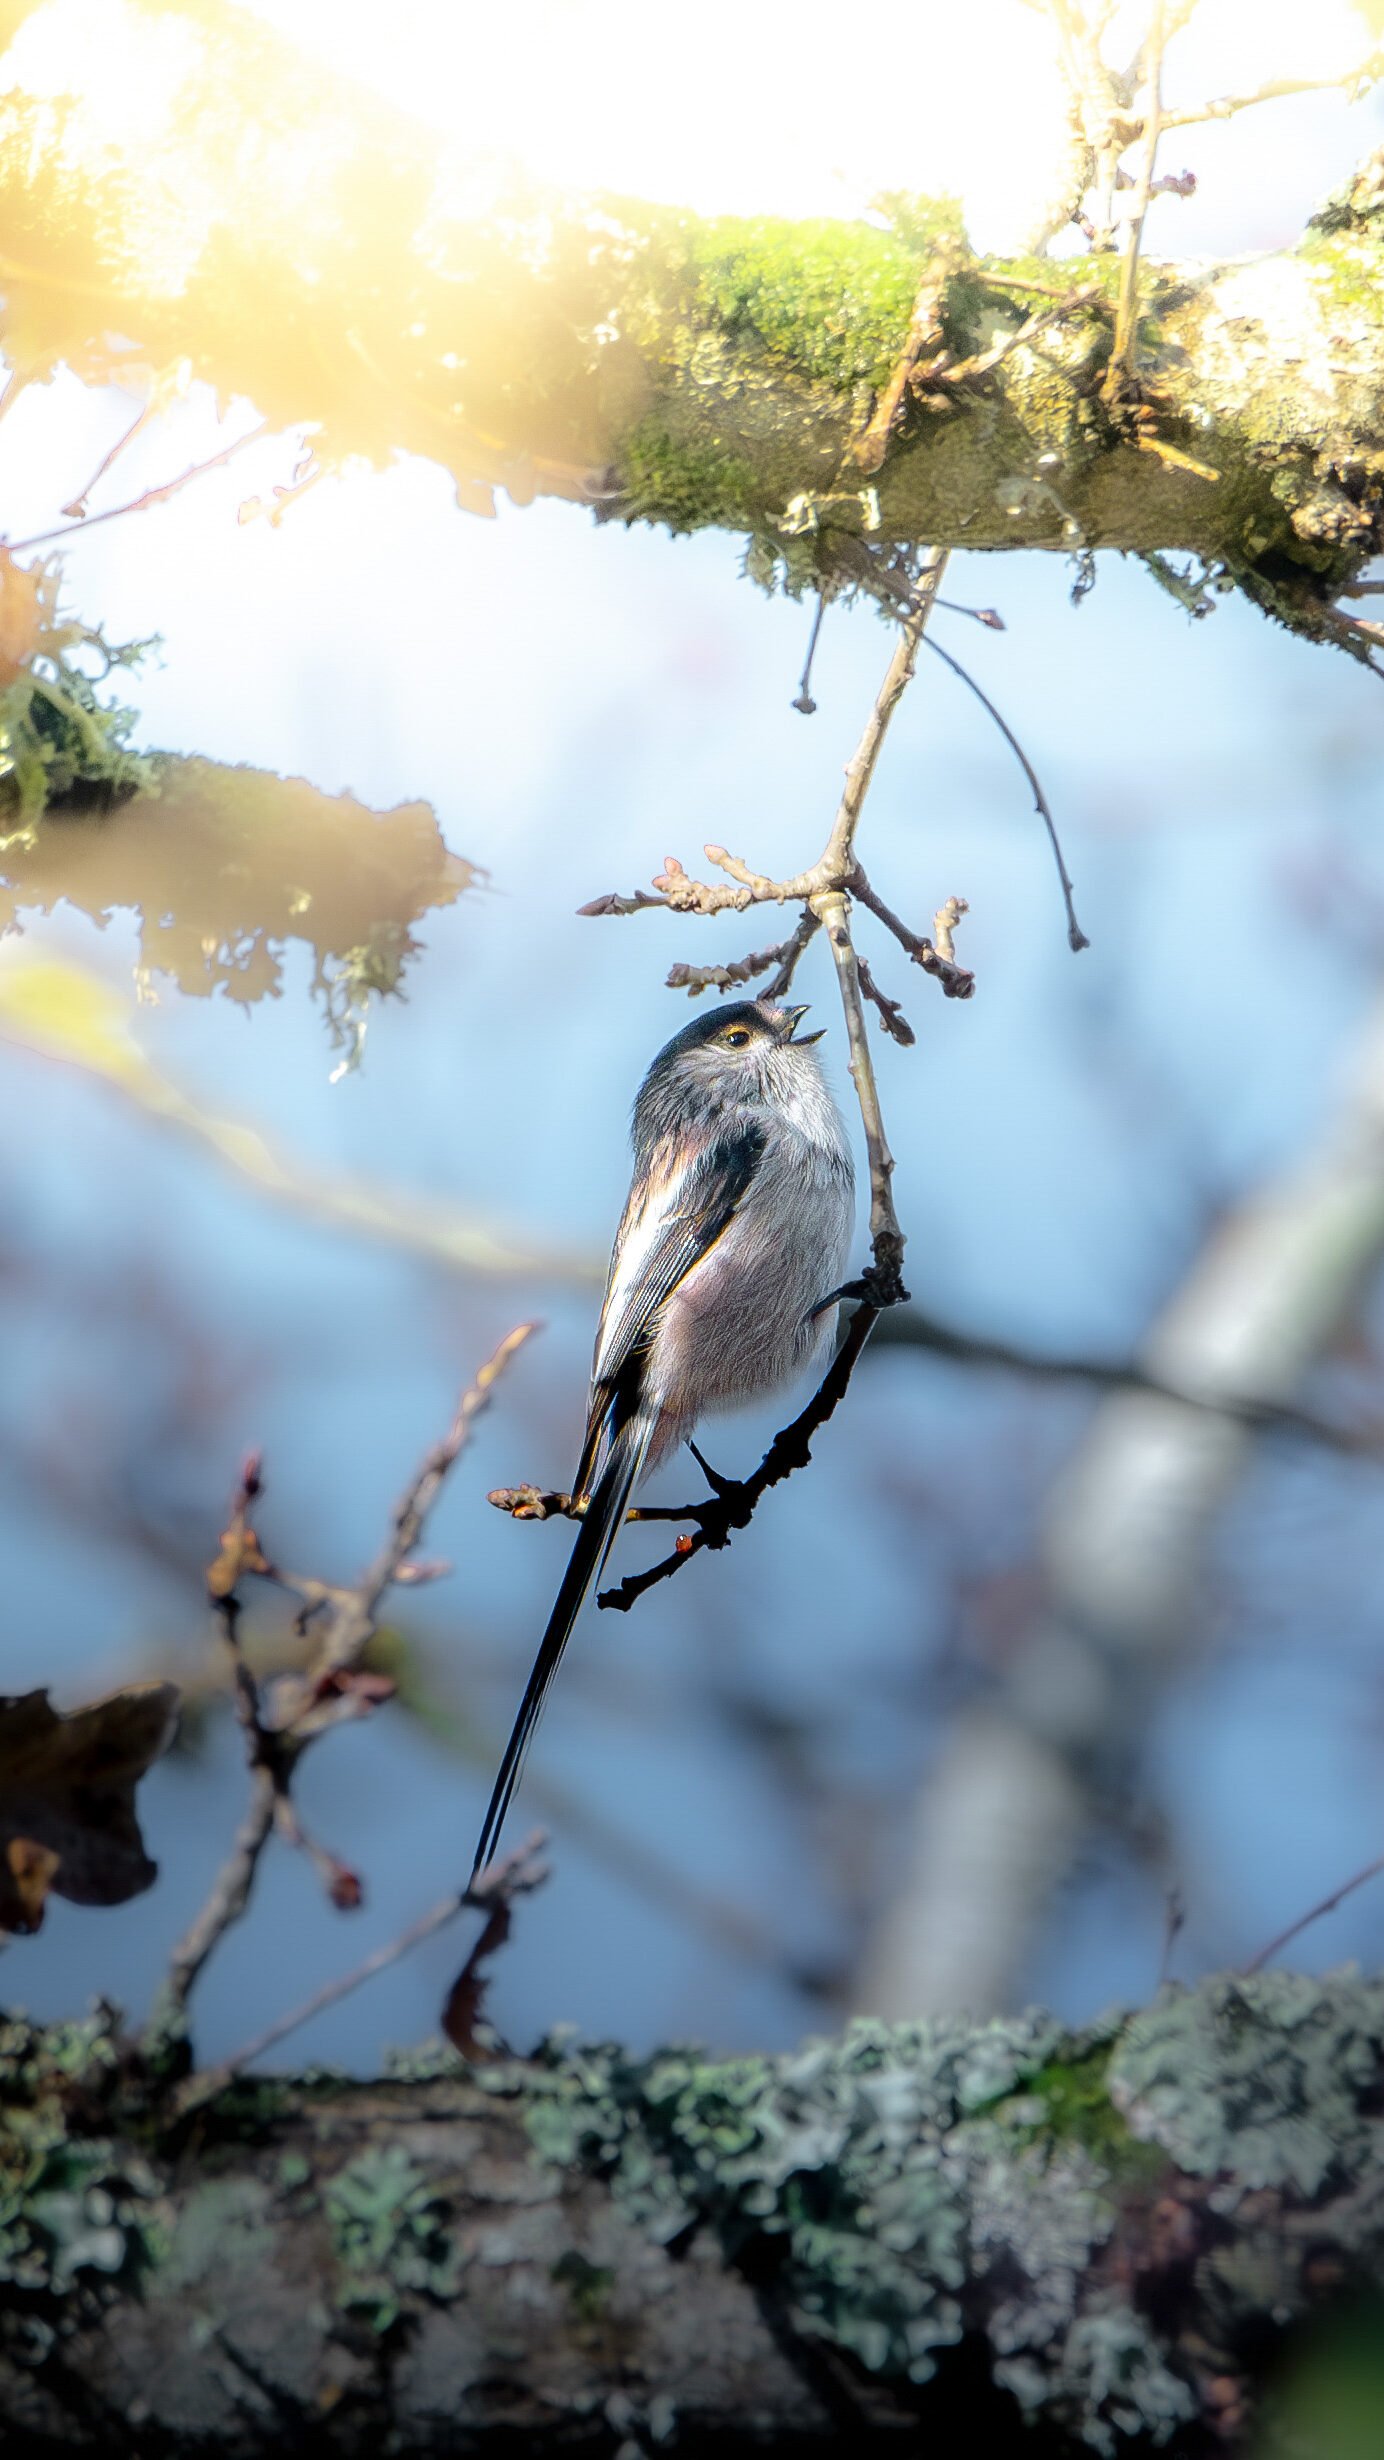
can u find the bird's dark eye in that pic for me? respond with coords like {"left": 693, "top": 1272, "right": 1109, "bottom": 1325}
{"left": 722, "top": 1027, "right": 751, "bottom": 1048}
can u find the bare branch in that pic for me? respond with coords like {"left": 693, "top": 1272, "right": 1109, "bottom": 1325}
{"left": 851, "top": 878, "right": 976, "bottom": 999}
{"left": 665, "top": 943, "right": 800, "bottom": 998}
{"left": 8, "top": 423, "right": 271, "bottom": 553}
{"left": 764, "top": 908, "right": 824, "bottom": 1000}
{"left": 147, "top": 1322, "right": 540, "bottom": 2051}
{"left": 1107, "top": 2, "right": 1166, "bottom": 400}
{"left": 855, "top": 953, "right": 915, "bottom": 1046}
{"left": 173, "top": 1833, "right": 551, "bottom": 2117}
{"left": 923, "top": 633, "right": 1088, "bottom": 951}
{"left": 597, "top": 1303, "right": 880, "bottom": 1611}
{"left": 850, "top": 239, "right": 968, "bottom": 474}
{"left": 1161, "top": 58, "right": 1384, "bottom": 131}
{"left": 1243, "top": 1848, "right": 1384, "bottom": 1977}
{"left": 869, "top": 1304, "right": 1383, "bottom": 1451}
{"left": 315, "top": 1319, "right": 540, "bottom": 1681}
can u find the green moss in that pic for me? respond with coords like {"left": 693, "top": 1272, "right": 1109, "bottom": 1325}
{"left": 619, "top": 416, "right": 764, "bottom": 533}
{"left": 872, "top": 191, "right": 969, "bottom": 254}
{"left": 685, "top": 216, "right": 926, "bottom": 391}
{"left": 1001, "top": 2043, "right": 1168, "bottom": 2190}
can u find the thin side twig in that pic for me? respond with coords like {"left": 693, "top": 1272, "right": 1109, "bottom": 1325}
{"left": 1161, "top": 58, "right": 1384, "bottom": 130}
{"left": 666, "top": 943, "right": 800, "bottom": 999}
{"left": 171, "top": 1836, "right": 550, "bottom": 2118}
{"left": 313, "top": 1319, "right": 540, "bottom": 1682}
{"left": 851, "top": 245, "right": 967, "bottom": 474}
{"left": 851, "top": 879, "right": 975, "bottom": 999}
{"left": 148, "top": 1322, "right": 540, "bottom": 2053}
{"left": 765, "top": 908, "right": 823, "bottom": 1000}
{"left": 855, "top": 953, "right": 915, "bottom": 1047}
{"left": 9, "top": 422, "right": 271, "bottom": 553}
{"left": 923, "top": 633, "right": 1088, "bottom": 951}
{"left": 869, "top": 1305, "right": 1384, "bottom": 1452}
{"left": 1242, "top": 1849, "right": 1384, "bottom": 1977}
{"left": 598, "top": 1302, "right": 880, "bottom": 1611}
{"left": 1106, "top": 0, "right": 1166, "bottom": 401}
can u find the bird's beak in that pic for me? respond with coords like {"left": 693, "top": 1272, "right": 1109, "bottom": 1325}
{"left": 780, "top": 1003, "right": 825, "bottom": 1046}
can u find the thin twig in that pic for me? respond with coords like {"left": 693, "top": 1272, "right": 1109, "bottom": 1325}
{"left": 8, "top": 423, "right": 271, "bottom": 553}
{"left": 923, "top": 633, "right": 1089, "bottom": 951}
{"left": 936, "top": 598, "right": 1006, "bottom": 629}
{"left": 598, "top": 1303, "right": 880, "bottom": 1611}
{"left": 666, "top": 944, "right": 800, "bottom": 999}
{"left": 170, "top": 1835, "right": 550, "bottom": 2117}
{"left": 440, "top": 1833, "right": 551, "bottom": 2055}
{"left": 868, "top": 1305, "right": 1384, "bottom": 1453}
{"left": 821, "top": 551, "right": 948, "bottom": 880}
{"left": 851, "top": 879, "right": 975, "bottom": 999}
{"left": 1107, "top": 1, "right": 1165, "bottom": 400}
{"left": 146, "top": 1322, "right": 539, "bottom": 2052}
{"left": 855, "top": 953, "right": 915, "bottom": 1046}
{"left": 313, "top": 1319, "right": 540, "bottom": 1682}
{"left": 155, "top": 1769, "right": 277, "bottom": 2029}
{"left": 1158, "top": 1885, "right": 1185, "bottom": 1987}
{"left": 1243, "top": 1849, "right": 1384, "bottom": 1976}
{"left": 764, "top": 908, "right": 824, "bottom": 1001}
{"left": 792, "top": 590, "right": 829, "bottom": 713}
{"left": 941, "top": 285, "right": 1102, "bottom": 387}
{"left": 1161, "top": 58, "right": 1384, "bottom": 130}
{"left": 851, "top": 244, "right": 967, "bottom": 474}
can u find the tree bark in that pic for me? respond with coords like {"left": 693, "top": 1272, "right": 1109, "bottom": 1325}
{"left": 4, "top": 1970, "right": 1384, "bottom": 2454}
{"left": 1, "top": 2, "right": 1383, "bottom": 652}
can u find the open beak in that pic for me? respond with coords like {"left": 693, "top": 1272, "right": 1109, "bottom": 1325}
{"left": 780, "top": 1003, "right": 825, "bottom": 1046}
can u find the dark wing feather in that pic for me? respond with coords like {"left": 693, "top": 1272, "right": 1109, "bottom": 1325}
{"left": 471, "top": 1121, "right": 767, "bottom": 1870}
{"left": 592, "top": 1120, "right": 766, "bottom": 1393}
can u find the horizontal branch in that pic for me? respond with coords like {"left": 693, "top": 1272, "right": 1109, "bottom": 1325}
{"left": 1, "top": 0, "right": 1382, "bottom": 652}
{"left": 8, "top": 1971, "right": 1384, "bottom": 2454}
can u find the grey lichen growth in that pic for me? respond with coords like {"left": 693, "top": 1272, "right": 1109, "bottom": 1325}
{"left": 494, "top": 2006, "right": 1189, "bottom": 2437}
{"left": 1110, "top": 1969, "right": 1384, "bottom": 2194}
{"left": 0, "top": 2009, "right": 161, "bottom": 2369}
{"left": 381, "top": 2036, "right": 467, "bottom": 2084}
{"left": 326, "top": 2140, "right": 465, "bottom": 2332}
{"left": 8, "top": 1976, "right": 1384, "bottom": 2451}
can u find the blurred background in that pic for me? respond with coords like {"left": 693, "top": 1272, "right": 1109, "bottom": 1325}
{"left": 5, "top": 0, "right": 1384, "bottom": 2071}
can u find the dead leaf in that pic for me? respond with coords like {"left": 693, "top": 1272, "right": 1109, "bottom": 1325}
{"left": 0, "top": 1682, "right": 179, "bottom": 1932}
{"left": 440, "top": 1895, "right": 514, "bottom": 2059}
{"left": 1, "top": 1837, "right": 60, "bottom": 1933}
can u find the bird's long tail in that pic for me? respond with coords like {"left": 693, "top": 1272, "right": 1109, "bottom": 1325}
{"left": 471, "top": 1404, "right": 655, "bottom": 1875}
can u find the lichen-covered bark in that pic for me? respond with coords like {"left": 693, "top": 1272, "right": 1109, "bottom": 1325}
{"left": 4, "top": 1972, "right": 1384, "bottom": 2455}
{"left": 2, "top": 2, "right": 1383, "bottom": 655}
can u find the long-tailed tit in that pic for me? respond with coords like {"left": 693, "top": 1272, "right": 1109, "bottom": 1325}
{"left": 473, "top": 995, "right": 855, "bottom": 1872}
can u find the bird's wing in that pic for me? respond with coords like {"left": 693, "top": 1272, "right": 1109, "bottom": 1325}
{"left": 573, "top": 1119, "right": 766, "bottom": 1493}
{"left": 473, "top": 1118, "right": 769, "bottom": 1874}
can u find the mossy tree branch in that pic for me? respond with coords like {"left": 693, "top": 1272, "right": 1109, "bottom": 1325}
{"left": 5, "top": 1973, "right": 1384, "bottom": 2454}
{"left": 2, "top": 2, "right": 1383, "bottom": 657}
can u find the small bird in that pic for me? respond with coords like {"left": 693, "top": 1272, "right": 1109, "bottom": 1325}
{"left": 472, "top": 996, "right": 855, "bottom": 1873}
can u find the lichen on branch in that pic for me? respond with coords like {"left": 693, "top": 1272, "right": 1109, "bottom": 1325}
{"left": 5, "top": 1971, "right": 1384, "bottom": 2453}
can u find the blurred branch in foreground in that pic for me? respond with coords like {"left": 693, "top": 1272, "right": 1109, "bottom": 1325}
{"left": 0, "top": 955, "right": 598, "bottom": 1282}
{"left": 0, "top": 751, "right": 476, "bottom": 1069}
{"left": 856, "top": 986, "right": 1384, "bottom": 2018}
